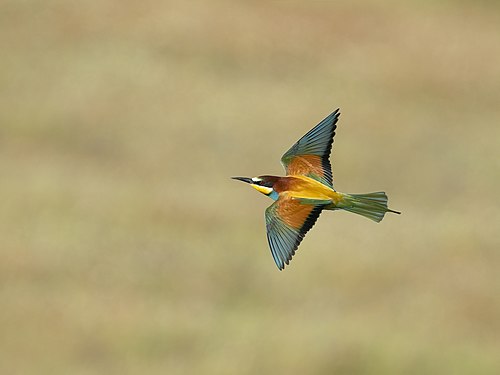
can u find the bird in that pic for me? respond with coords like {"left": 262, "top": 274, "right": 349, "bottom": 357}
{"left": 232, "top": 108, "right": 400, "bottom": 270}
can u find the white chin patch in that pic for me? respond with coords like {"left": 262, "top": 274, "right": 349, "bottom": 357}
{"left": 251, "top": 184, "right": 273, "bottom": 195}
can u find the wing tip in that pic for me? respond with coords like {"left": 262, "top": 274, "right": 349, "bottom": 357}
{"left": 276, "top": 258, "right": 291, "bottom": 271}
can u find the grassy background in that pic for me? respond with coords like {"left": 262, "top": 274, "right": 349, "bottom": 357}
{"left": 1, "top": 0, "right": 500, "bottom": 374}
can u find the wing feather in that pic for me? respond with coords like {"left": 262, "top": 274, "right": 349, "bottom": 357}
{"left": 265, "top": 197, "right": 324, "bottom": 270}
{"left": 281, "top": 109, "right": 340, "bottom": 188}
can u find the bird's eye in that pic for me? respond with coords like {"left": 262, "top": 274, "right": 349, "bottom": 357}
{"left": 251, "top": 177, "right": 262, "bottom": 185}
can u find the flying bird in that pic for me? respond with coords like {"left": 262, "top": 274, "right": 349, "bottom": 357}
{"left": 232, "top": 109, "right": 400, "bottom": 270}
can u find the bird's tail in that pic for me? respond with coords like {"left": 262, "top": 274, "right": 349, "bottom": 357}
{"left": 336, "top": 192, "right": 401, "bottom": 223}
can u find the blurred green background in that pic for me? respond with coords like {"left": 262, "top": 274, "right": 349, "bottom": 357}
{"left": 1, "top": 0, "right": 500, "bottom": 374}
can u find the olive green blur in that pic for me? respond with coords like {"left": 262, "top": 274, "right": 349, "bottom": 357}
{"left": 1, "top": 1, "right": 499, "bottom": 374}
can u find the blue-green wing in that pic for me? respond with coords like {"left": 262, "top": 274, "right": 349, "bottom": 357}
{"left": 265, "top": 197, "right": 324, "bottom": 270}
{"left": 281, "top": 109, "right": 340, "bottom": 188}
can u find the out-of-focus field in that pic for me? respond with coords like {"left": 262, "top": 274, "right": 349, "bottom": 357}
{"left": 1, "top": 1, "right": 500, "bottom": 374}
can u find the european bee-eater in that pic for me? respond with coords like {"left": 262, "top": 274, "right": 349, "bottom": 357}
{"left": 233, "top": 109, "right": 400, "bottom": 270}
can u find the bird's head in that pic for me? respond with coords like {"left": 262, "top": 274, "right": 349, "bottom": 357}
{"left": 231, "top": 175, "right": 279, "bottom": 200}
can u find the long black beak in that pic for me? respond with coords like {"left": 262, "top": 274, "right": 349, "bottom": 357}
{"left": 231, "top": 176, "right": 253, "bottom": 184}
